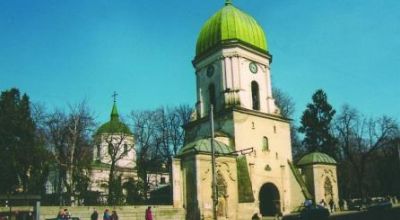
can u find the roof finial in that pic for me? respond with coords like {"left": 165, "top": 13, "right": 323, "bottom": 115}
{"left": 112, "top": 91, "right": 118, "bottom": 103}
{"left": 225, "top": 0, "right": 232, "bottom": 6}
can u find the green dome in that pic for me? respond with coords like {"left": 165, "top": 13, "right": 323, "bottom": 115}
{"left": 178, "top": 138, "right": 233, "bottom": 156}
{"left": 96, "top": 102, "right": 132, "bottom": 135}
{"left": 297, "top": 152, "right": 337, "bottom": 166}
{"left": 196, "top": 1, "right": 268, "bottom": 57}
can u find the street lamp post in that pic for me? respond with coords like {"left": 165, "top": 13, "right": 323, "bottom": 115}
{"left": 210, "top": 105, "right": 218, "bottom": 220}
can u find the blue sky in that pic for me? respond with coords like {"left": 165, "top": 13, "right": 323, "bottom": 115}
{"left": 1, "top": 0, "right": 399, "bottom": 124}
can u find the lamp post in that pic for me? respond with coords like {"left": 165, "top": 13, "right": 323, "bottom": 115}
{"left": 210, "top": 105, "right": 218, "bottom": 220}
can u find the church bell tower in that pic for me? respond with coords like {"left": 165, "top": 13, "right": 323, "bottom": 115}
{"left": 175, "top": 1, "right": 302, "bottom": 220}
{"left": 193, "top": 0, "right": 279, "bottom": 118}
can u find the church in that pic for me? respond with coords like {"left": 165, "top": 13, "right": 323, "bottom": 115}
{"left": 89, "top": 1, "right": 339, "bottom": 219}
{"left": 170, "top": 1, "right": 339, "bottom": 219}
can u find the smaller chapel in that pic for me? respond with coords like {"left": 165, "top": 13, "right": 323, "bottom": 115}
{"left": 89, "top": 101, "right": 136, "bottom": 197}
{"left": 88, "top": 101, "right": 171, "bottom": 202}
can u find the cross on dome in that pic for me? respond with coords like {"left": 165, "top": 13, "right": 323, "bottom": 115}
{"left": 225, "top": 0, "right": 233, "bottom": 5}
{"left": 112, "top": 91, "right": 118, "bottom": 103}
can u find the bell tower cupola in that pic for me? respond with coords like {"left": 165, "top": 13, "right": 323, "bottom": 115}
{"left": 193, "top": 0, "right": 279, "bottom": 118}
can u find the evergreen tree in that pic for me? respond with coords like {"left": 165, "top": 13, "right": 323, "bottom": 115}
{"left": 0, "top": 88, "right": 46, "bottom": 193}
{"left": 299, "top": 89, "right": 337, "bottom": 157}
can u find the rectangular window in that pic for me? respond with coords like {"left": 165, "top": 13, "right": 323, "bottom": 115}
{"left": 160, "top": 177, "right": 166, "bottom": 184}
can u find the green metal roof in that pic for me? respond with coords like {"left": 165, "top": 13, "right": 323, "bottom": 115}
{"left": 178, "top": 138, "right": 233, "bottom": 156}
{"left": 96, "top": 102, "right": 132, "bottom": 135}
{"left": 196, "top": 1, "right": 268, "bottom": 56}
{"left": 111, "top": 102, "right": 119, "bottom": 119}
{"left": 297, "top": 152, "right": 337, "bottom": 166}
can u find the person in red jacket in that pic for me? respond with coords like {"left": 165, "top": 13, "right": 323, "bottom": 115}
{"left": 145, "top": 206, "right": 153, "bottom": 220}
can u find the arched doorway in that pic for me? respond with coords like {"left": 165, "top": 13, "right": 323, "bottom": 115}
{"left": 259, "top": 183, "right": 280, "bottom": 216}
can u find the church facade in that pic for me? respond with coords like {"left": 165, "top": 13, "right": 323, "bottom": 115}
{"left": 85, "top": 1, "right": 339, "bottom": 217}
{"left": 171, "top": 1, "right": 339, "bottom": 219}
{"left": 89, "top": 102, "right": 137, "bottom": 196}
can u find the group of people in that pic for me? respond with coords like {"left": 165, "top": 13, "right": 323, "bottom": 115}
{"left": 90, "top": 209, "right": 118, "bottom": 220}
{"left": 90, "top": 206, "right": 153, "bottom": 220}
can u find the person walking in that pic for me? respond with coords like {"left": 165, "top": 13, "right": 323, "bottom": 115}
{"left": 329, "top": 199, "right": 334, "bottom": 213}
{"left": 338, "top": 199, "right": 344, "bottom": 211}
{"left": 103, "top": 209, "right": 111, "bottom": 220}
{"left": 319, "top": 199, "right": 326, "bottom": 208}
{"left": 275, "top": 201, "right": 282, "bottom": 220}
{"left": 145, "top": 206, "right": 153, "bottom": 220}
{"left": 91, "top": 209, "right": 98, "bottom": 220}
{"left": 111, "top": 211, "right": 118, "bottom": 220}
{"left": 56, "top": 209, "right": 64, "bottom": 220}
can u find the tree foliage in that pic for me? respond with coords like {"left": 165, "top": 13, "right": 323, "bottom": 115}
{"left": 0, "top": 88, "right": 50, "bottom": 194}
{"left": 299, "top": 89, "right": 337, "bottom": 157}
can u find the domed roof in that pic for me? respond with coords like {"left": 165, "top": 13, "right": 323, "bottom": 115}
{"left": 178, "top": 138, "right": 233, "bottom": 156}
{"left": 297, "top": 152, "right": 337, "bottom": 166}
{"left": 96, "top": 102, "right": 132, "bottom": 136}
{"left": 196, "top": 1, "right": 268, "bottom": 57}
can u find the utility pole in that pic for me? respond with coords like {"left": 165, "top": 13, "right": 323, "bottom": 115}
{"left": 210, "top": 105, "right": 218, "bottom": 220}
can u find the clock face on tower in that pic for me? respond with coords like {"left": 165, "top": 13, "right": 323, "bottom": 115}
{"left": 207, "top": 65, "right": 214, "bottom": 77}
{"left": 249, "top": 62, "right": 258, "bottom": 74}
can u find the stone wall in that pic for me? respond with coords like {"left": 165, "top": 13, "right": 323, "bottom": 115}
{"left": 0, "top": 206, "right": 184, "bottom": 220}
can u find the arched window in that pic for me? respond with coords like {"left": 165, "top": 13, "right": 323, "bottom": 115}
{"left": 96, "top": 145, "right": 101, "bottom": 160}
{"left": 262, "top": 136, "right": 269, "bottom": 151}
{"left": 209, "top": 83, "right": 216, "bottom": 109}
{"left": 251, "top": 81, "right": 260, "bottom": 110}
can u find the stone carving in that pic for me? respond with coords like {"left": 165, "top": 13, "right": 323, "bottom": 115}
{"left": 201, "top": 168, "right": 210, "bottom": 181}
{"left": 217, "top": 162, "right": 236, "bottom": 181}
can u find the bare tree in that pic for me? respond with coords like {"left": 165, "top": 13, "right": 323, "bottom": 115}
{"left": 97, "top": 127, "right": 134, "bottom": 205}
{"left": 272, "top": 88, "right": 304, "bottom": 160}
{"left": 273, "top": 88, "right": 295, "bottom": 119}
{"left": 156, "top": 105, "right": 192, "bottom": 162}
{"left": 129, "top": 105, "right": 191, "bottom": 200}
{"left": 130, "top": 110, "right": 160, "bottom": 199}
{"left": 45, "top": 101, "right": 95, "bottom": 205}
{"left": 335, "top": 105, "right": 399, "bottom": 198}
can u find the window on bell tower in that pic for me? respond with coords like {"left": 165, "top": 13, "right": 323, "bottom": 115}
{"left": 251, "top": 81, "right": 260, "bottom": 110}
{"left": 209, "top": 83, "right": 216, "bottom": 109}
{"left": 262, "top": 136, "right": 269, "bottom": 151}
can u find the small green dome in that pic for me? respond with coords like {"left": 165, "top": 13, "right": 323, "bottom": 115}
{"left": 178, "top": 138, "right": 233, "bottom": 156}
{"left": 297, "top": 152, "right": 337, "bottom": 166}
{"left": 196, "top": 1, "right": 268, "bottom": 57}
{"left": 96, "top": 102, "right": 132, "bottom": 135}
